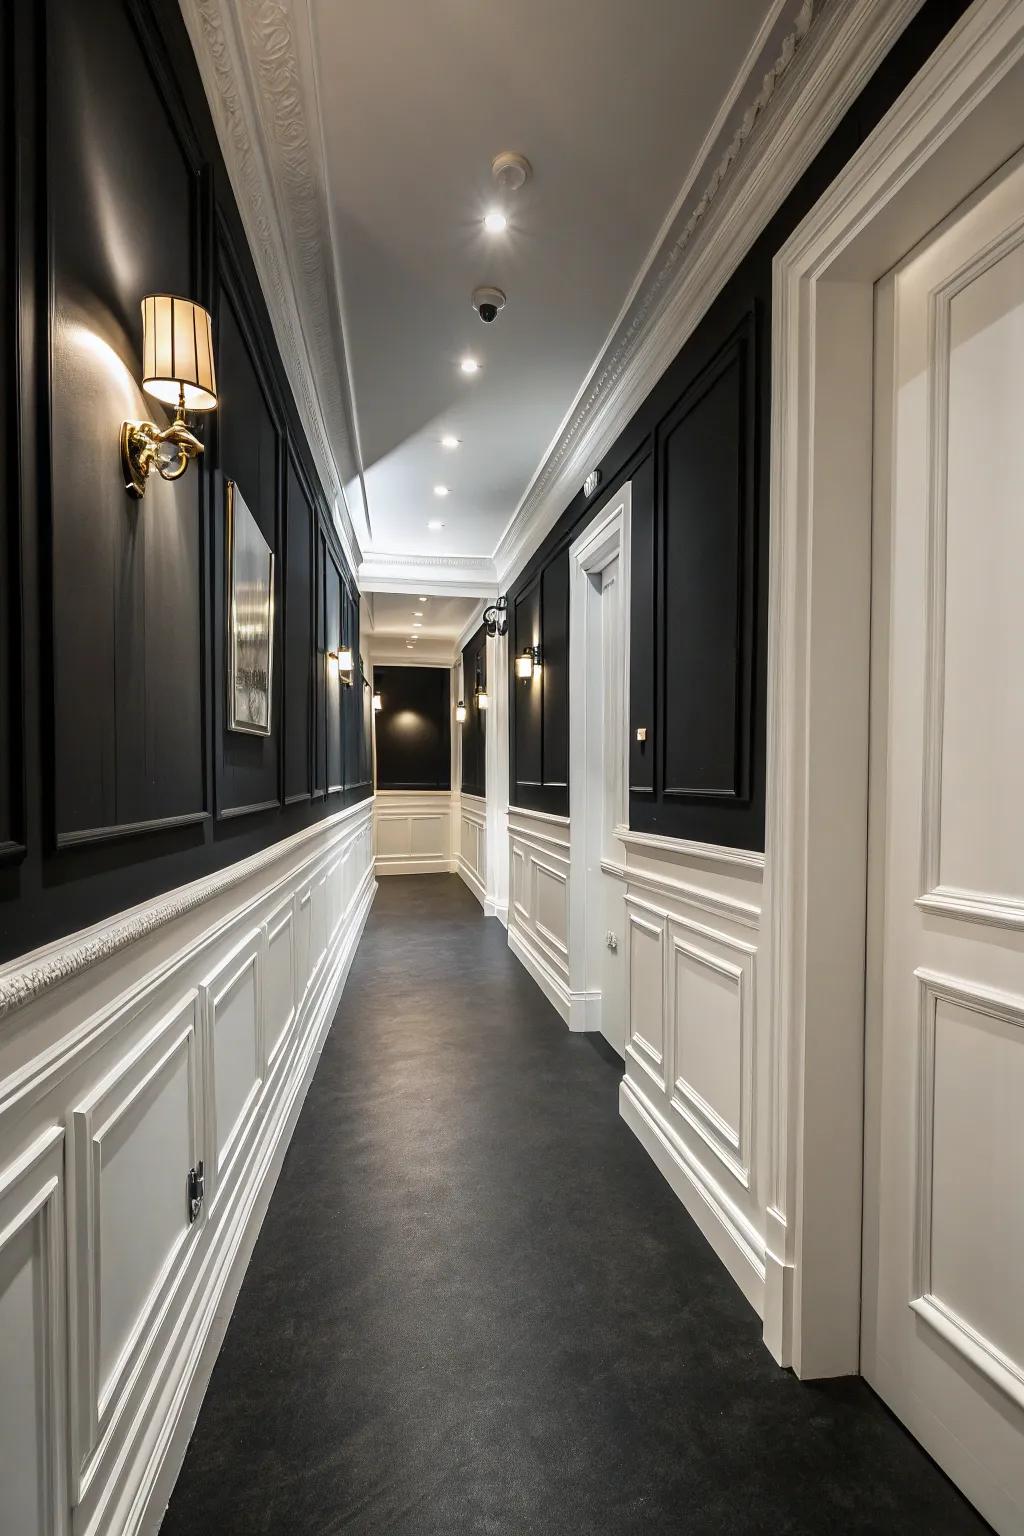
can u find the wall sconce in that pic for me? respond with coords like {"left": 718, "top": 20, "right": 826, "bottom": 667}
{"left": 475, "top": 682, "right": 489, "bottom": 711}
{"left": 455, "top": 700, "right": 467, "bottom": 724}
{"left": 328, "top": 646, "right": 354, "bottom": 685}
{"left": 121, "top": 295, "right": 217, "bottom": 498}
{"left": 372, "top": 690, "right": 382, "bottom": 712}
{"left": 515, "top": 645, "right": 541, "bottom": 680}
{"left": 483, "top": 595, "right": 508, "bottom": 637}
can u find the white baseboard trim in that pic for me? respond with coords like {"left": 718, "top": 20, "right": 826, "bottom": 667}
{"left": 485, "top": 897, "right": 508, "bottom": 927}
{"left": 457, "top": 856, "right": 487, "bottom": 910}
{"left": 374, "top": 857, "right": 457, "bottom": 876}
{"left": 508, "top": 923, "right": 570, "bottom": 1024}
{"left": 128, "top": 871, "right": 377, "bottom": 1536}
{"left": 619, "top": 1076, "right": 766, "bottom": 1316}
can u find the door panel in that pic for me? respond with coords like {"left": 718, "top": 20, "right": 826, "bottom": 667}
{"left": 864, "top": 150, "right": 1024, "bottom": 1535}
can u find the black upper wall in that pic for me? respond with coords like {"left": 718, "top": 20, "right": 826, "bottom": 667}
{"left": 505, "top": 0, "right": 972, "bottom": 847}
{"left": 0, "top": 0, "right": 369, "bottom": 963}
{"left": 374, "top": 668, "right": 451, "bottom": 792}
{"left": 459, "top": 627, "right": 487, "bottom": 800}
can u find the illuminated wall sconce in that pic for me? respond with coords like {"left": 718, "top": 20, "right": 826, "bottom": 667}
{"left": 121, "top": 295, "right": 218, "bottom": 498}
{"left": 372, "top": 689, "right": 382, "bottom": 712}
{"left": 515, "top": 645, "right": 541, "bottom": 680}
{"left": 475, "top": 682, "right": 489, "bottom": 711}
{"left": 328, "top": 646, "right": 354, "bottom": 685}
{"left": 455, "top": 699, "right": 467, "bottom": 724}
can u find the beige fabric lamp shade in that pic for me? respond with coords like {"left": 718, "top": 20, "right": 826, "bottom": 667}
{"left": 141, "top": 295, "right": 217, "bottom": 411}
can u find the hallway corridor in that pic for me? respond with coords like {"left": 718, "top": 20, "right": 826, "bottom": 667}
{"left": 160, "top": 877, "right": 988, "bottom": 1535}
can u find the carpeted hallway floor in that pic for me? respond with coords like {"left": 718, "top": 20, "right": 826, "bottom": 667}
{"left": 161, "top": 874, "right": 990, "bottom": 1535}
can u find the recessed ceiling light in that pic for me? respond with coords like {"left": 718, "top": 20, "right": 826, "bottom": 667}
{"left": 419, "top": 596, "right": 428, "bottom": 603}
{"left": 433, "top": 485, "right": 449, "bottom": 498}
{"left": 460, "top": 357, "right": 480, "bottom": 375}
{"left": 413, "top": 622, "right": 422, "bottom": 628}
{"left": 484, "top": 209, "right": 507, "bottom": 233}
{"left": 414, "top": 610, "right": 424, "bottom": 616}
{"left": 427, "top": 519, "right": 444, "bottom": 530}
{"left": 441, "top": 434, "right": 460, "bottom": 450}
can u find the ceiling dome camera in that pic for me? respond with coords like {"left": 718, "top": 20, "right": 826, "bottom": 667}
{"left": 472, "top": 285, "right": 506, "bottom": 324}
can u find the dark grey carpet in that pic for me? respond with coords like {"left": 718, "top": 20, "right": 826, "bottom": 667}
{"left": 162, "top": 874, "right": 990, "bottom": 1535}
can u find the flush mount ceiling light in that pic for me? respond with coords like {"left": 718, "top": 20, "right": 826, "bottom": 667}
{"left": 459, "top": 357, "right": 480, "bottom": 375}
{"left": 491, "top": 150, "right": 532, "bottom": 192}
{"left": 427, "top": 519, "right": 444, "bottom": 531}
{"left": 441, "top": 434, "right": 460, "bottom": 450}
{"left": 483, "top": 209, "right": 507, "bottom": 233}
{"left": 122, "top": 295, "right": 218, "bottom": 498}
{"left": 433, "top": 485, "right": 449, "bottom": 497}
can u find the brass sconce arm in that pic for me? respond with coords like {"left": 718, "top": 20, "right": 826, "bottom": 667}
{"left": 121, "top": 395, "right": 205, "bottom": 497}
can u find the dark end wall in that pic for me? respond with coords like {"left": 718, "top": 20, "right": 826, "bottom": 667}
{"left": 505, "top": 0, "right": 973, "bottom": 850}
{"left": 0, "top": 0, "right": 368, "bottom": 963}
{"left": 374, "top": 668, "right": 451, "bottom": 792}
{"left": 460, "top": 628, "right": 487, "bottom": 800}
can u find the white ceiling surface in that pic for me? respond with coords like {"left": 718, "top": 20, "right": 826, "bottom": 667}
{"left": 309, "top": 0, "right": 777, "bottom": 562}
{"left": 365, "top": 592, "right": 481, "bottom": 644}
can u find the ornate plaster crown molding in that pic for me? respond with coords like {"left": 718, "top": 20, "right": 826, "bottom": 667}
{"left": 179, "top": 0, "right": 364, "bottom": 570}
{"left": 359, "top": 549, "right": 498, "bottom": 598}
{"left": 493, "top": 0, "right": 926, "bottom": 587}
{"left": 0, "top": 801, "right": 372, "bottom": 1024}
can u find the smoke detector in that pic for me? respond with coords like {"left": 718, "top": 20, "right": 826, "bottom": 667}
{"left": 491, "top": 151, "right": 532, "bottom": 192}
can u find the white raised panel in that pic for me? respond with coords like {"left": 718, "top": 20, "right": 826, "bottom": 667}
{"left": 0, "top": 1129, "right": 68, "bottom": 1536}
{"left": 921, "top": 226, "right": 1024, "bottom": 924}
{"left": 377, "top": 817, "right": 410, "bottom": 858}
{"left": 69, "top": 992, "right": 200, "bottom": 1493}
{"left": 533, "top": 857, "right": 568, "bottom": 959}
{"left": 410, "top": 814, "right": 445, "bottom": 859}
{"left": 294, "top": 881, "right": 313, "bottom": 1003}
{"left": 626, "top": 900, "right": 666, "bottom": 1090}
{"left": 203, "top": 933, "right": 263, "bottom": 1183}
{"left": 512, "top": 844, "right": 529, "bottom": 919}
{"left": 668, "top": 921, "right": 754, "bottom": 1187}
{"left": 912, "top": 970, "right": 1024, "bottom": 1408}
{"left": 263, "top": 901, "right": 295, "bottom": 1068}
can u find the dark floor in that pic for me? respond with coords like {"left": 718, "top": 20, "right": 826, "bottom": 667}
{"left": 162, "top": 875, "right": 990, "bottom": 1535}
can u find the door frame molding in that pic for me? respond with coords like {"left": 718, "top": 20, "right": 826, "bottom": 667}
{"left": 764, "top": 0, "right": 1024, "bottom": 1378}
{"left": 568, "top": 485, "right": 632, "bottom": 1035}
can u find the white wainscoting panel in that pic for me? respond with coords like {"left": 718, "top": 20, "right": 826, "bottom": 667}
{"left": 613, "top": 835, "right": 766, "bottom": 1314}
{"left": 507, "top": 808, "right": 574, "bottom": 1024}
{"left": 457, "top": 794, "right": 487, "bottom": 910}
{"left": 0, "top": 799, "right": 375, "bottom": 1536}
{"left": 374, "top": 790, "right": 456, "bottom": 876}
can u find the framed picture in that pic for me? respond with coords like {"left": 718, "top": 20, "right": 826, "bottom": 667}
{"left": 226, "top": 480, "right": 274, "bottom": 735}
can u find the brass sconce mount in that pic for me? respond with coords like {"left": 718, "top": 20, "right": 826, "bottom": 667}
{"left": 121, "top": 386, "right": 205, "bottom": 499}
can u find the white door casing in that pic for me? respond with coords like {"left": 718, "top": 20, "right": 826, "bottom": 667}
{"left": 861, "top": 149, "right": 1024, "bottom": 1536}
{"left": 568, "top": 485, "right": 631, "bottom": 1049}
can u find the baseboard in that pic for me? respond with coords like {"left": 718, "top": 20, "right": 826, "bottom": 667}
{"left": 457, "top": 856, "right": 487, "bottom": 910}
{"left": 484, "top": 897, "right": 508, "bottom": 927}
{"left": 374, "top": 857, "right": 457, "bottom": 876}
{"left": 508, "top": 922, "right": 570, "bottom": 1024}
{"left": 619, "top": 1076, "right": 766, "bottom": 1316}
{"left": 127, "top": 872, "right": 377, "bottom": 1536}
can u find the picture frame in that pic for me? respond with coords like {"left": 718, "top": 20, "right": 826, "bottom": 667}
{"left": 226, "top": 480, "right": 275, "bottom": 736}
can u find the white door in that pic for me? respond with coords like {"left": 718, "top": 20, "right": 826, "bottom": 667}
{"left": 863, "top": 150, "right": 1024, "bottom": 1535}
{"left": 596, "top": 557, "right": 626, "bottom": 1054}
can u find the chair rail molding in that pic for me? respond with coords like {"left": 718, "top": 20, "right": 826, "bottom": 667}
{"left": 764, "top": 0, "right": 1024, "bottom": 1379}
{"left": 179, "top": 0, "right": 363, "bottom": 569}
{"left": 493, "top": 0, "right": 927, "bottom": 589}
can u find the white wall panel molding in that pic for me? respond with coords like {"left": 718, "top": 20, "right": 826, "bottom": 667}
{"left": 625, "top": 898, "right": 667, "bottom": 1092}
{"left": 600, "top": 856, "right": 761, "bottom": 931}
{"left": 507, "top": 811, "right": 586, "bottom": 1025}
{"left": 0, "top": 804, "right": 375, "bottom": 1536}
{"left": 457, "top": 795, "right": 487, "bottom": 911}
{"left": 620, "top": 1076, "right": 766, "bottom": 1315}
{"left": 374, "top": 790, "right": 456, "bottom": 876}
{"left": 0, "top": 1127, "right": 69, "bottom": 1536}
{"left": 615, "top": 826, "right": 765, "bottom": 872}
{"left": 765, "top": 0, "right": 1024, "bottom": 1378}
{"left": 0, "top": 799, "right": 373, "bottom": 1030}
{"left": 495, "top": 0, "right": 925, "bottom": 587}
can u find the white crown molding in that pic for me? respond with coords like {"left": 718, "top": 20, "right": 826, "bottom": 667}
{"left": 178, "top": 0, "right": 364, "bottom": 571}
{"left": 359, "top": 550, "right": 498, "bottom": 599}
{"left": 0, "top": 800, "right": 372, "bottom": 1024}
{"left": 492, "top": 0, "right": 926, "bottom": 588}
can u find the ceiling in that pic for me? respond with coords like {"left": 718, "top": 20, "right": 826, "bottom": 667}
{"left": 365, "top": 591, "right": 482, "bottom": 647}
{"left": 306, "top": 0, "right": 780, "bottom": 562}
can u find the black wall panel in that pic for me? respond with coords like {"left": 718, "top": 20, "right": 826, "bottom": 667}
{"left": 506, "top": 0, "right": 971, "bottom": 850}
{"left": 374, "top": 667, "right": 451, "bottom": 792}
{"left": 325, "top": 555, "right": 342, "bottom": 793}
{"left": 0, "top": 0, "right": 368, "bottom": 963}
{"left": 284, "top": 452, "right": 313, "bottom": 804}
{"left": 460, "top": 627, "right": 486, "bottom": 800}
